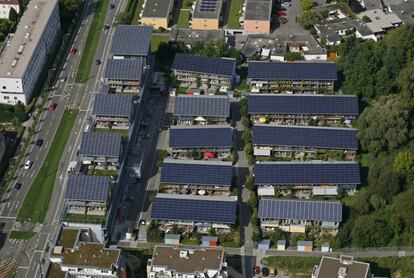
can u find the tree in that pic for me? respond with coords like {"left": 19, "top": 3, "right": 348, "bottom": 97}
{"left": 362, "top": 15, "right": 371, "bottom": 23}
{"left": 300, "top": 0, "right": 314, "bottom": 11}
{"left": 351, "top": 213, "right": 393, "bottom": 247}
{"left": 59, "top": 0, "right": 80, "bottom": 22}
{"left": 8, "top": 7, "right": 18, "bottom": 22}
{"left": 298, "top": 11, "right": 322, "bottom": 29}
{"left": 393, "top": 188, "right": 414, "bottom": 230}
{"left": 394, "top": 150, "right": 414, "bottom": 180}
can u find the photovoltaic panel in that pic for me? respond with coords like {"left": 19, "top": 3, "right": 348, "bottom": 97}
{"left": 92, "top": 94, "right": 133, "bottom": 118}
{"left": 79, "top": 132, "right": 122, "bottom": 158}
{"left": 161, "top": 159, "right": 233, "bottom": 187}
{"left": 65, "top": 175, "right": 110, "bottom": 202}
{"left": 248, "top": 61, "right": 337, "bottom": 81}
{"left": 111, "top": 25, "right": 152, "bottom": 56}
{"left": 172, "top": 53, "right": 236, "bottom": 77}
{"left": 252, "top": 125, "right": 358, "bottom": 150}
{"left": 169, "top": 126, "right": 233, "bottom": 149}
{"left": 254, "top": 161, "right": 360, "bottom": 185}
{"left": 174, "top": 95, "right": 230, "bottom": 118}
{"left": 104, "top": 59, "right": 144, "bottom": 81}
{"left": 258, "top": 199, "right": 342, "bottom": 222}
{"left": 151, "top": 194, "right": 237, "bottom": 224}
{"left": 247, "top": 94, "right": 359, "bottom": 116}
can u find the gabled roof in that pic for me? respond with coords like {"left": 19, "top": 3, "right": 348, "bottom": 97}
{"left": 169, "top": 125, "right": 233, "bottom": 149}
{"left": 172, "top": 53, "right": 236, "bottom": 77}
{"left": 79, "top": 132, "right": 122, "bottom": 158}
{"left": 111, "top": 25, "right": 152, "bottom": 56}
{"left": 174, "top": 95, "right": 231, "bottom": 118}
{"left": 151, "top": 193, "right": 237, "bottom": 224}
{"left": 259, "top": 198, "right": 342, "bottom": 222}
{"left": 161, "top": 159, "right": 233, "bottom": 187}
{"left": 252, "top": 124, "right": 358, "bottom": 150}
{"left": 254, "top": 161, "right": 360, "bottom": 185}
{"left": 65, "top": 175, "right": 110, "bottom": 202}
{"left": 247, "top": 94, "right": 359, "bottom": 116}
{"left": 104, "top": 59, "right": 144, "bottom": 81}
{"left": 92, "top": 94, "right": 133, "bottom": 118}
{"left": 248, "top": 61, "right": 337, "bottom": 81}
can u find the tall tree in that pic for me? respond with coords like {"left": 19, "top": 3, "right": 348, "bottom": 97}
{"left": 8, "top": 7, "right": 18, "bottom": 22}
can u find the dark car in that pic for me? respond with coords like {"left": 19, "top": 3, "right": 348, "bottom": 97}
{"left": 36, "top": 139, "right": 44, "bottom": 147}
{"left": 262, "top": 267, "right": 270, "bottom": 277}
{"left": 104, "top": 24, "right": 110, "bottom": 30}
{"left": 14, "top": 183, "right": 22, "bottom": 190}
{"left": 254, "top": 266, "right": 261, "bottom": 274}
{"left": 110, "top": 3, "right": 115, "bottom": 9}
{"left": 95, "top": 59, "right": 102, "bottom": 65}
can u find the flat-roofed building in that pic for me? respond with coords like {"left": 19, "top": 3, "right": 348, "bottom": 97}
{"left": 103, "top": 59, "right": 145, "bottom": 93}
{"left": 78, "top": 132, "right": 123, "bottom": 167}
{"left": 258, "top": 198, "right": 343, "bottom": 233}
{"left": 248, "top": 61, "right": 337, "bottom": 93}
{"left": 243, "top": 0, "right": 272, "bottom": 33}
{"left": 358, "top": 9, "right": 402, "bottom": 38}
{"left": 388, "top": 0, "right": 414, "bottom": 24}
{"left": 0, "top": 0, "right": 61, "bottom": 105}
{"left": 147, "top": 246, "right": 227, "bottom": 277}
{"left": 141, "top": 0, "right": 174, "bottom": 29}
{"left": 170, "top": 28, "right": 225, "bottom": 46}
{"left": 312, "top": 256, "right": 371, "bottom": 278}
{"left": 0, "top": 0, "right": 19, "bottom": 19}
{"left": 191, "top": 0, "right": 223, "bottom": 30}
{"left": 247, "top": 94, "right": 359, "bottom": 127}
{"left": 110, "top": 25, "right": 152, "bottom": 60}
{"left": 254, "top": 161, "right": 360, "bottom": 196}
{"left": 92, "top": 94, "right": 133, "bottom": 130}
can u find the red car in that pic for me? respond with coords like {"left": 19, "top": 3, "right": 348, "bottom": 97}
{"left": 279, "top": 11, "right": 287, "bottom": 17}
{"left": 254, "top": 266, "right": 261, "bottom": 274}
{"left": 70, "top": 47, "right": 77, "bottom": 55}
{"left": 48, "top": 101, "right": 57, "bottom": 111}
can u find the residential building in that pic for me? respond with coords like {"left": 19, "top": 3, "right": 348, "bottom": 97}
{"left": 173, "top": 95, "right": 231, "bottom": 125}
{"left": 191, "top": 0, "right": 223, "bottom": 30}
{"left": 258, "top": 198, "right": 343, "bottom": 233}
{"left": 254, "top": 161, "right": 360, "bottom": 196}
{"left": 172, "top": 53, "right": 238, "bottom": 90}
{"left": 358, "top": 9, "right": 402, "bottom": 38}
{"left": 247, "top": 94, "right": 359, "bottom": 126}
{"left": 78, "top": 132, "right": 123, "bottom": 167}
{"left": 160, "top": 158, "right": 233, "bottom": 194}
{"left": 297, "top": 241, "right": 313, "bottom": 252}
{"left": 151, "top": 193, "right": 238, "bottom": 230}
{"left": 103, "top": 59, "right": 145, "bottom": 94}
{"left": 258, "top": 239, "right": 270, "bottom": 250}
{"left": 169, "top": 125, "right": 233, "bottom": 158}
{"left": 243, "top": 0, "right": 272, "bottom": 33}
{"left": 147, "top": 246, "right": 227, "bottom": 278}
{"left": 248, "top": 61, "right": 337, "bottom": 93}
{"left": 387, "top": 0, "right": 414, "bottom": 24}
{"left": 252, "top": 124, "right": 358, "bottom": 160}
{"left": 277, "top": 240, "right": 286, "bottom": 251}
{"left": 312, "top": 256, "right": 371, "bottom": 278}
{"left": 0, "top": 0, "right": 19, "bottom": 19}
{"left": 110, "top": 25, "right": 152, "bottom": 60}
{"left": 170, "top": 28, "right": 225, "bottom": 47}
{"left": 201, "top": 236, "right": 219, "bottom": 247}
{"left": 92, "top": 94, "right": 133, "bottom": 130}
{"left": 140, "top": 0, "right": 174, "bottom": 29}
{"left": 0, "top": 0, "right": 61, "bottom": 104}
{"left": 164, "top": 234, "right": 181, "bottom": 245}
{"left": 64, "top": 175, "right": 110, "bottom": 220}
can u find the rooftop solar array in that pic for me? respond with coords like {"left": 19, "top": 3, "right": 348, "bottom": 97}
{"left": 111, "top": 25, "right": 152, "bottom": 56}
{"left": 66, "top": 175, "right": 110, "bottom": 202}
{"left": 169, "top": 125, "right": 233, "bottom": 149}
{"left": 252, "top": 125, "right": 358, "bottom": 150}
{"left": 174, "top": 95, "right": 230, "bottom": 118}
{"left": 248, "top": 61, "right": 337, "bottom": 81}
{"left": 92, "top": 94, "right": 133, "bottom": 118}
{"left": 254, "top": 161, "right": 360, "bottom": 185}
{"left": 199, "top": 0, "right": 218, "bottom": 12}
{"left": 161, "top": 159, "right": 233, "bottom": 187}
{"left": 259, "top": 199, "right": 342, "bottom": 222}
{"left": 172, "top": 53, "right": 236, "bottom": 77}
{"left": 247, "top": 94, "right": 359, "bottom": 116}
{"left": 104, "top": 59, "right": 144, "bottom": 81}
{"left": 151, "top": 194, "right": 237, "bottom": 224}
{"left": 79, "top": 132, "right": 122, "bottom": 158}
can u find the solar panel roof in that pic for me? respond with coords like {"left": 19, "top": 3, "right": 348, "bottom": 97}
{"left": 161, "top": 159, "right": 233, "bottom": 187}
{"left": 151, "top": 193, "right": 237, "bottom": 224}
{"left": 247, "top": 94, "right": 359, "bottom": 116}
{"left": 104, "top": 59, "right": 144, "bottom": 81}
{"left": 172, "top": 53, "right": 236, "bottom": 77}
{"left": 259, "top": 199, "right": 342, "bottom": 222}
{"left": 92, "top": 94, "right": 133, "bottom": 118}
{"left": 66, "top": 175, "right": 110, "bottom": 202}
{"left": 248, "top": 61, "right": 337, "bottom": 81}
{"left": 111, "top": 25, "right": 152, "bottom": 56}
{"left": 254, "top": 161, "right": 360, "bottom": 185}
{"left": 174, "top": 95, "right": 230, "bottom": 118}
{"left": 252, "top": 125, "right": 358, "bottom": 150}
{"left": 169, "top": 125, "right": 233, "bottom": 149}
{"left": 79, "top": 132, "right": 122, "bottom": 158}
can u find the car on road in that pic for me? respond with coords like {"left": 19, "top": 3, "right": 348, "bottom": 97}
{"left": 60, "top": 77, "right": 67, "bottom": 83}
{"left": 48, "top": 101, "right": 57, "bottom": 111}
{"left": 70, "top": 47, "right": 77, "bottom": 55}
{"left": 14, "top": 183, "right": 22, "bottom": 190}
{"left": 262, "top": 267, "right": 269, "bottom": 277}
{"left": 104, "top": 24, "right": 110, "bottom": 30}
{"left": 281, "top": 2, "right": 291, "bottom": 7}
{"left": 254, "top": 266, "right": 261, "bottom": 274}
{"left": 95, "top": 59, "right": 102, "bottom": 65}
{"left": 36, "top": 139, "right": 44, "bottom": 147}
{"left": 139, "top": 219, "right": 146, "bottom": 225}
{"left": 110, "top": 3, "right": 115, "bottom": 9}
{"left": 24, "top": 160, "right": 32, "bottom": 170}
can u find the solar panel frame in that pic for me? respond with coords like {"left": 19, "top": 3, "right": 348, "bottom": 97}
{"left": 92, "top": 94, "right": 133, "bottom": 118}
{"left": 173, "top": 95, "right": 231, "bottom": 118}
{"left": 65, "top": 175, "right": 110, "bottom": 202}
{"left": 79, "top": 132, "right": 122, "bottom": 158}
{"left": 104, "top": 59, "right": 144, "bottom": 81}
{"left": 172, "top": 53, "right": 236, "bottom": 77}
{"left": 169, "top": 126, "right": 233, "bottom": 149}
{"left": 111, "top": 25, "right": 152, "bottom": 56}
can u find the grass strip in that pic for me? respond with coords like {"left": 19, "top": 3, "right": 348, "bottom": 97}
{"left": 9, "top": 231, "right": 36, "bottom": 240}
{"left": 177, "top": 10, "right": 190, "bottom": 28}
{"left": 63, "top": 213, "right": 106, "bottom": 223}
{"left": 227, "top": 0, "right": 243, "bottom": 29}
{"left": 75, "top": 0, "right": 109, "bottom": 83}
{"left": 17, "top": 110, "right": 78, "bottom": 223}
{"left": 95, "top": 127, "right": 129, "bottom": 138}
{"left": 151, "top": 35, "right": 169, "bottom": 53}
{"left": 132, "top": 0, "right": 145, "bottom": 24}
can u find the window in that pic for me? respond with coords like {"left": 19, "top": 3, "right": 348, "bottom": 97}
{"left": 4, "top": 96, "right": 9, "bottom": 100}
{"left": 2, "top": 86, "right": 6, "bottom": 89}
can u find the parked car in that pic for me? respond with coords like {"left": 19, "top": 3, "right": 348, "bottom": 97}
{"left": 110, "top": 3, "right": 115, "bottom": 9}
{"left": 70, "top": 47, "right": 77, "bottom": 55}
{"left": 279, "top": 11, "right": 287, "bottom": 17}
{"left": 14, "top": 183, "right": 22, "bottom": 190}
{"left": 254, "top": 266, "right": 261, "bottom": 274}
{"left": 36, "top": 139, "right": 44, "bottom": 147}
{"left": 262, "top": 267, "right": 270, "bottom": 277}
{"left": 95, "top": 59, "right": 102, "bottom": 65}
{"left": 281, "top": 2, "right": 291, "bottom": 7}
{"left": 104, "top": 24, "right": 110, "bottom": 30}
{"left": 48, "top": 101, "right": 57, "bottom": 111}
{"left": 280, "top": 17, "right": 289, "bottom": 24}
{"left": 24, "top": 160, "right": 32, "bottom": 170}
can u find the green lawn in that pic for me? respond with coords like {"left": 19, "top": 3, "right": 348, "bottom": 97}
{"left": 227, "top": 0, "right": 244, "bottom": 29}
{"left": 93, "top": 168, "right": 118, "bottom": 177}
{"left": 358, "top": 257, "right": 414, "bottom": 277}
{"left": 132, "top": 0, "right": 145, "bottom": 24}
{"left": 151, "top": 35, "right": 169, "bottom": 52}
{"left": 177, "top": 10, "right": 190, "bottom": 28}
{"left": 75, "top": 0, "right": 109, "bottom": 82}
{"left": 261, "top": 256, "right": 320, "bottom": 274}
{"left": 181, "top": 239, "right": 201, "bottom": 245}
{"left": 63, "top": 213, "right": 106, "bottom": 223}
{"left": 95, "top": 127, "right": 129, "bottom": 138}
{"left": 9, "top": 231, "right": 36, "bottom": 240}
{"left": 17, "top": 110, "right": 78, "bottom": 223}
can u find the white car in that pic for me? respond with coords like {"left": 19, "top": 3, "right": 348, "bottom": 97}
{"left": 24, "top": 160, "right": 32, "bottom": 170}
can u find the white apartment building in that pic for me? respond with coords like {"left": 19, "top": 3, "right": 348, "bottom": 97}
{"left": 0, "top": 0, "right": 19, "bottom": 19}
{"left": 0, "top": 0, "right": 61, "bottom": 105}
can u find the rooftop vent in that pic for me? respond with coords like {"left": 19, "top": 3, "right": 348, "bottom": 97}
{"left": 179, "top": 250, "right": 188, "bottom": 258}
{"left": 337, "top": 267, "right": 347, "bottom": 278}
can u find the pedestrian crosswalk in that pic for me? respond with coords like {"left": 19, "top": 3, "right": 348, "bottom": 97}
{"left": 0, "top": 258, "right": 17, "bottom": 278}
